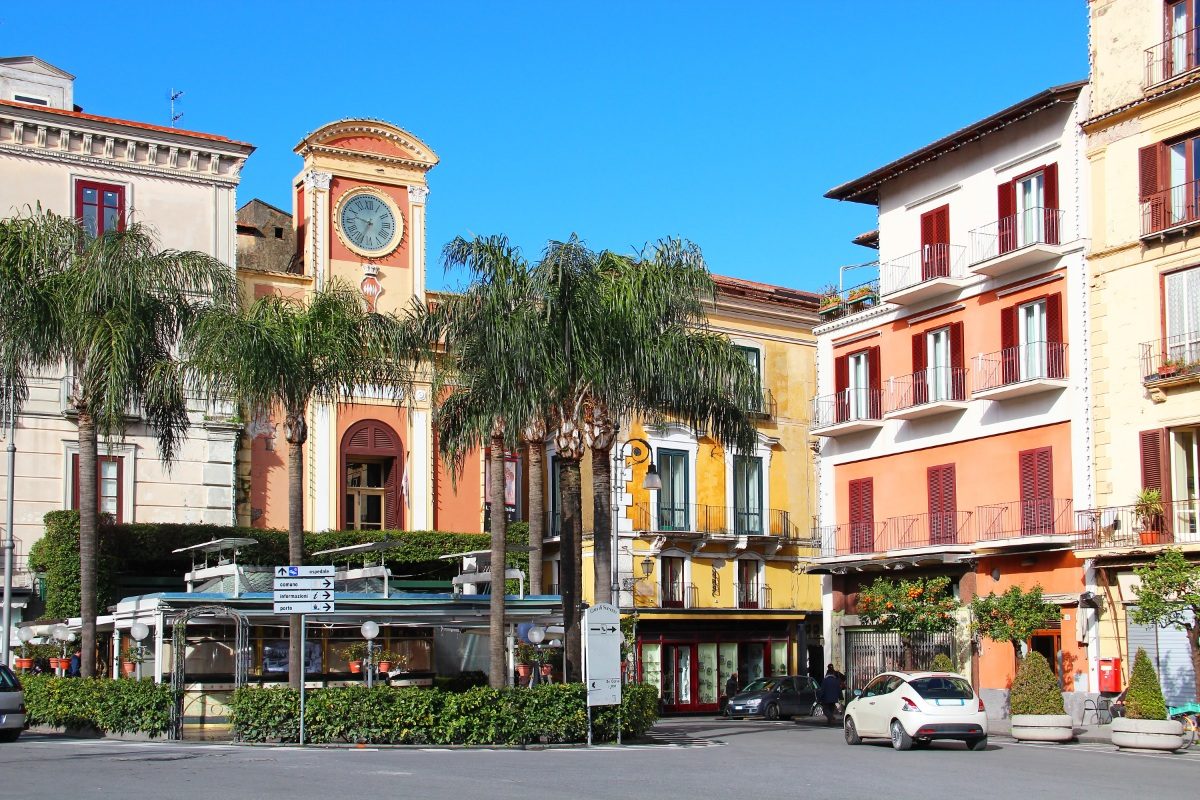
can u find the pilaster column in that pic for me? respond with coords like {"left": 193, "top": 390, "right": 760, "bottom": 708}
{"left": 407, "top": 184, "right": 429, "bottom": 304}
{"left": 303, "top": 170, "right": 333, "bottom": 291}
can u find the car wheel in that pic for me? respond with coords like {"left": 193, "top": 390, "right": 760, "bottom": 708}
{"left": 0, "top": 729, "right": 20, "bottom": 743}
{"left": 765, "top": 703, "right": 780, "bottom": 721}
{"left": 890, "top": 719, "right": 913, "bottom": 751}
{"left": 966, "top": 736, "right": 988, "bottom": 751}
{"left": 844, "top": 716, "right": 862, "bottom": 745}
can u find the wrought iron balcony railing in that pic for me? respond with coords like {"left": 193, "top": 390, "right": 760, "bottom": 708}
{"left": 817, "top": 277, "right": 881, "bottom": 322}
{"left": 631, "top": 504, "right": 808, "bottom": 539}
{"left": 735, "top": 583, "right": 771, "bottom": 609}
{"left": 972, "top": 341, "right": 1067, "bottom": 393}
{"left": 976, "top": 497, "right": 1074, "bottom": 541}
{"left": 884, "top": 367, "right": 968, "bottom": 414}
{"left": 1073, "top": 498, "right": 1200, "bottom": 550}
{"left": 1141, "top": 179, "right": 1200, "bottom": 236}
{"left": 1140, "top": 331, "right": 1200, "bottom": 384}
{"left": 879, "top": 244, "right": 968, "bottom": 297}
{"left": 811, "top": 388, "right": 883, "bottom": 429}
{"left": 1145, "top": 25, "right": 1200, "bottom": 87}
{"left": 968, "top": 208, "right": 1065, "bottom": 264}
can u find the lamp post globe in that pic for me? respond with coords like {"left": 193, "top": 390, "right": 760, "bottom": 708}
{"left": 527, "top": 626, "right": 546, "bottom": 645}
{"left": 360, "top": 621, "right": 380, "bottom": 640}
{"left": 130, "top": 623, "right": 150, "bottom": 642}
{"left": 17, "top": 627, "right": 32, "bottom": 644}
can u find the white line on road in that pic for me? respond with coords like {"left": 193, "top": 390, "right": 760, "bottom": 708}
{"left": 1008, "top": 741, "right": 1200, "bottom": 762}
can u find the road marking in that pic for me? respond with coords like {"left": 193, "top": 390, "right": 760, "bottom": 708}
{"left": 1009, "top": 741, "right": 1200, "bottom": 762}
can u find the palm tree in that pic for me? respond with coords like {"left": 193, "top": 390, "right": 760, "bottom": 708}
{"left": 184, "top": 282, "right": 418, "bottom": 689}
{"left": 0, "top": 210, "right": 237, "bottom": 677}
{"left": 431, "top": 235, "right": 554, "bottom": 689}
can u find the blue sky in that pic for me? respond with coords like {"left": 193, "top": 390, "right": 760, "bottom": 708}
{"left": 1, "top": 2, "right": 1088, "bottom": 291}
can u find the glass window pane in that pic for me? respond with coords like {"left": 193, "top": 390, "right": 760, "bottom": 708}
{"left": 82, "top": 204, "right": 98, "bottom": 237}
{"left": 641, "top": 644, "right": 662, "bottom": 693}
{"left": 82, "top": 187, "right": 97, "bottom": 204}
{"left": 345, "top": 495, "right": 355, "bottom": 525}
{"left": 770, "top": 641, "right": 788, "bottom": 676}
{"left": 698, "top": 643, "right": 718, "bottom": 705}
{"left": 102, "top": 191, "right": 120, "bottom": 207}
{"left": 103, "top": 206, "right": 119, "bottom": 233}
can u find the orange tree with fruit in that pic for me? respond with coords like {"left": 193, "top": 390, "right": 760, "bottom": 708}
{"left": 857, "top": 575, "right": 961, "bottom": 670}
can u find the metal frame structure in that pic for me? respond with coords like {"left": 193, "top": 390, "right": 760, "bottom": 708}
{"left": 169, "top": 604, "right": 251, "bottom": 740}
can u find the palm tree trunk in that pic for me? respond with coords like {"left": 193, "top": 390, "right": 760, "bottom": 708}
{"left": 488, "top": 435, "right": 508, "bottom": 689}
{"left": 287, "top": 431, "right": 305, "bottom": 691}
{"left": 527, "top": 443, "right": 544, "bottom": 597}
{"left": 77, "top": 412, "right": 98, "bottom": 679}
{"left": 592, "top": 445, "right": 613, "bottom": 606}
{"left": 560, "top": 459, "right": 583, "bottom": 682}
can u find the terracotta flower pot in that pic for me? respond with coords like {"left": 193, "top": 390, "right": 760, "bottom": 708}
{"left": 378, "top": 661, "right": 392, "bottom": 672}
{"left": 121, "top": 661, "right": 137, "bottom": 676}
{"left": 348, "top": 659, "right": 362, "bottom": 674}
{"left": 14, "top": 657, "right": 33, "bottom": 670}
{"left": 516, "top": 664, "right": 533, "bottom": 678}
{"left": 48, "top": 657, "right": 63, "bottom": 670}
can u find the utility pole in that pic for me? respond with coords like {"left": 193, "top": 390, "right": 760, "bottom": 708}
{"left": 1, "top": 381, "right": 17, "bottom": 666}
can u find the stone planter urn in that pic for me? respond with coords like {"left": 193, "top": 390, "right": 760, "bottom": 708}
{"left": 1010, "top": 714, "right": 1074, "bottom": 743}
{"left": 1111, "top": 717, "right": 1185, "bottom": 751}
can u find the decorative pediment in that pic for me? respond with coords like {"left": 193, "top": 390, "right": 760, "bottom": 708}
{"left": 295, "top": 118, "right": 439, "bottom": 171}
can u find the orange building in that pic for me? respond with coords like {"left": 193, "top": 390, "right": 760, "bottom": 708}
{"left": 808, "top": 83, "right": 1097, "bottom": 712}
{"left": 236, "top": 119, "right": 483, "bottom": 535}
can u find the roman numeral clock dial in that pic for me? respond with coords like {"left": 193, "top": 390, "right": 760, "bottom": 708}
{"left": 335, "top": 189, "right": 404, "bottom": 258}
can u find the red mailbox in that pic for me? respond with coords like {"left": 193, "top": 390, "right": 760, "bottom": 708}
{"left": 1098, "top": 657, "right": 1122, "bottom": 693}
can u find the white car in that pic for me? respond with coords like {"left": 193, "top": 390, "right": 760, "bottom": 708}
{"left": 0, "top": 665, "right": 25, "bottom": 742}
{"left": 843, "top": 670, "right": 987, "bottom": 751}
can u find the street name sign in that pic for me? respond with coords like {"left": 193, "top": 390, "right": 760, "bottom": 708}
{"left": 273, "top": 577, "right": 333, "bottom": 590}
{"left": 274, "top": 565, "right": 335, "bottom": 578}
{"left": 272, "top": 601, "right": 335, "bottom": 614}
{"left": 272, "top": 590, "right": 334, "bottom": 602}
{"left": 584, "top": 603, "right": 621, "bottom": 707}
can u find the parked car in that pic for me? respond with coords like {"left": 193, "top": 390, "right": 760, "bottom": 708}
{"left": 0, "top": 665, "right": 25, "bottom": 742}
{"left": 843, "top": 671, "right": 987, "bottom": 751}
{"left": 724, "top": 675, "right": 820, "bottom": 720}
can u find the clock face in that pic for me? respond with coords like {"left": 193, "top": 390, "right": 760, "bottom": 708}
{"left": 337, "top": 190, "right": 401, "bottom": 256}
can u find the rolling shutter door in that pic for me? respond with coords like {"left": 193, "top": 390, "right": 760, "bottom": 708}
{"left": 1127, "top": 612, "right": 1196, "bottom": 709}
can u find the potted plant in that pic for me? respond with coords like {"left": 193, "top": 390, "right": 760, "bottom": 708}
{"left": 1158, "top": 356, "right": 1185, "bottom": 378}
{"left": 847, "top": 285, "right": 878, "bottom": 308}
{"left": 340, "top": 642, "right": 368, "bottom": 674}
{"left": 1134, "top": 488, "right": 1165, "bottom": 545}
{"left": 376, "top": 650, "right": 406, "bottom": 673}
{"left": 1008, "top": 651, "right": 1073, "bottom": 743}
{"left": 13, "top": 640, "right": 33, "bottom": 671}
{"left": 1111, "top": 648, "right": 1185, "bottom": 751}
{"left": 516, "top": 643, "right": 538, "bottom": 680}
{"left": 120, "top": 644, "right": 140, "bottom": 677}
{"left": 818, "top": 284, "right": 842, "bottom": 316}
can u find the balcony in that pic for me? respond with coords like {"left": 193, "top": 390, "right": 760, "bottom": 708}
{"left": 1145, "top": 26, "right": 1200, "bottom": 89}
{"left": 810, "top": 389, "right": 884, "bottom": 437}
{"left": 883, "top": 367, "right": 969, "bottom": 421}
{"left": 631, "top": 504, "right": 807, "bottom": 539}
{"left": 975, "top": 497, "right": 1074, "bottom": 547}
{"left": 817, "top": 277, "right": 882, "bottom": 323}
{"left": 1141, "top": 179, "right": 1200, "bottom": 238}
{"left": 1073, "top": 498, "right": 1200, "bottom": 552}
{"left": 972, "top": 341, "right": 1068, "bottom": 400}
{"left": 735, "top": 583, "right": 772, "bottom": 609}
{"left": 968, "top": 208, "right": 1067, "bottom": 277}
{"left": 634, "top": 581, "right": 697, "bottom": 609}
{"left": 879, "top": 244, "right": 969, "bottom": 305}
{"left": 815, "top": 513, "right": 974, "bottom": 559}
{"left": 748, "top": 386, "right": 778, "bottom": 419}
{"left": 1140, "top": 332, "right": 1200, "bottom": 387}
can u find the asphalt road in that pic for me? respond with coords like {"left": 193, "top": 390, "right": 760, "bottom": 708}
{"left": 1, "top": 718, "right": 1197, "bottom": 800}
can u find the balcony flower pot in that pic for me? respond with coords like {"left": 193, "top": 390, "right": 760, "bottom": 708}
{"left": 1010, "top": 714, "right": 1074, "bottom": 743}
{"left": 377, "top": 660, "right": 393, "bottom": 673}
{"left": 1111, "top": 717, "right": 1186, "bottom": 751}
{"left": 121, "top": 661, "right": 137, "bottom": 677}
{"left": 348, "top": 659, "right": 363, "bottom": 674}
{"left": 516, "top": 663, "right": 533, "bottom": 679}
{"left": 14, "top": 657, "right": 32, "bottom": 671}
{"left": 847, "top": 289, "right": 878, "bottom": 308}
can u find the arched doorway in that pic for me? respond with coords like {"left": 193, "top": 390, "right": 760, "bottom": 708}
{"left": 339, "top": 419, "right": 403, "bottom": 531}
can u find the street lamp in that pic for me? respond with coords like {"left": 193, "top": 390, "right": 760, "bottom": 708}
{"left": 130, "top": 622, "right": 150, "bottom": 681}
{"left": 361, "top": 620, "right": 380, "bottom": 689}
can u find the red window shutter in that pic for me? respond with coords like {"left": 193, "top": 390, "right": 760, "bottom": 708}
{"left": 1019, "top": 447, "right": 1053, "bottom": 535}
{"left": 1000, "top": 304, "right": 1019, "bottom": 384}
{"left": 1139, "top": 429, "right": 1172, "bottom": 506}
{"left": 1042, "top": 163, "right": 1060, "bottom": 244}
{"left": 1140, "top": 143, "right": 1167, "bottom": 233}
{"left": 949, "top": 321, "right": 965, "bottom": 399}
{"left": 867, "top": 345, "right": 882, "bottom": 417}
{"left": 920, "top": 205, "right": 950, "bottom": 279}
{"left": 71, "top": 453, "right": 80, "bottom": 510}
{"left": 928, "top": 464, "right": 957, "bottom": 544}
{"left": 911, "top": 332, "right": 927, "bottom": 405}
{"left": 385, "top": 458, "right": 401, "bottom": 530}
{"left": 1045, "top": 293, "right": 1065, "bottom": 378}
{"left": 849, "top": 478, "right": 874, "bottom": 553}
{"left": 998, "top": 180, "right": 1017, "bottom": 254}
{"left": 834, "top": 354, "right": 849, "bottom": 423}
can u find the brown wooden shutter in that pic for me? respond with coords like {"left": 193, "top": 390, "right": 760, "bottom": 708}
{"left": 1140, "top": 143, "right": 1167, "bottom": 233}
{"left": 1139, "top": 429, "right": 1172, "bottom": 506}
{"left": 912, "top": 332, "right": 927, "bottom": 405}
{"left": 921, "top": 205, "right": 950, "bottom": 279}
{"left": 385, "top": 458, "right": 402, "bottom": 530}
{"left": 834, "top": 354, "right": 849, "bottom": 422}
{"left": 1045, "top": 293, "right": 1065, "bottom": 378}
{"left": 849, "top": 478, "right": 874, "bottom": 553}
{"left": 867, "top": 345, "right": 882, "bottom": 418}
{"left": 1043, "top": 163, "right": 1060, "bottom": 244}
{"left": 1019, "top": 447, "right": 1053, "bottom": 535}
{"left": 1000, "top": 303, "right": 1019, "bottom": 384}
{"left": 998, "top": 180, "right": 1017, "bottom": 254}
{"left": 949, "top": 321, "right": 965, "bottom": 399}
{"left": 928, "top": 464, "right": 957, "bottom": 545}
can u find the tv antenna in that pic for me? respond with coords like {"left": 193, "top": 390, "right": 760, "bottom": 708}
{"left": 170, "top": 89, "right": 184, "bottom": 127}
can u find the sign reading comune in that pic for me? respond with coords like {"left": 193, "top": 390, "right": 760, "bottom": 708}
{"left": 273, "top": 565, "right": 336, "bottom": 614}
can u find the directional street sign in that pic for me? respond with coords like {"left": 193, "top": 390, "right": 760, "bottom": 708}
{"left": 274, "top": 565, "right": 335, "bottom": 578}
{"left": 584, "top": 603, "right": 621, "bottom": 707}
{"left": 273, "top": 577, "right": 334, "bottom": 591}
{"left": 272, "top": 590, "right": 334, "bottom": 602}
{"left": 273, "top": 601, "right": 335, "bottom": 614}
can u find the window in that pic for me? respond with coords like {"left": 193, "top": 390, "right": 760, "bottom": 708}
{"left": 736, "top": 345, "right": 765, "bottom": 413}
{"left": 75, "top": 180, "right": 125, "bottom": 237}
{"left": 733, "top": 455, "right": 763, "bottom": 534}
{"left": 13, "top": 93, "right": 48, "bottom": 106}
{"left": 736, "top": 559, "right": 760, "bottom": 608}
{"left": 657, "top": 448, "right": 689, "bottom": 531}
{"left": 834, "top": 346, "right": 880, "bottom": 421}
{"left": 1019, "top": 447, "right": 1054, "bottom": 536}
{"left": 345, "top": 460, "right": 388, "bottom": 530}
{"left": 919, "top": 204, "right": 950, "bottom": 280}
{"left": 849, "top": 477, "right": 874, "bottom": 553}
{"left": 1019, "top": 299, "right": 1047, "bottom": 379}
{"left": 1166, "top": 1, "right": 1200, "bottom": 78}
{"left": 1165, "top": 267, "right": 1200, "bottom": 363}
{"left": 1140, "top": 135, "right": 1200, "bottom": 231}
{"left": 71, "top": 454, "right": 123, "bottom": 523}
{"left": 999, "top": 294, "right": 1063, "bottom": 383}
{"left": 274, "top": 226, "right": 284, "bottom": 239}
{"left": 998, "top": 165, "right": 1059, "bottom": 252}
{"left": 548, "top": 454, "right": 562, "bottom": 539}
{"left": 340, "top": 420, "right": 401, "bottom": 531}
{"left": 911, "top": 323, "right": 964, "bottom": 404}
{"left": 907, "top": 676, "right": 974, "bottom": 700}
{"left": 661, "top": 556, "right": 686, "bottom": 607}
{"left": 927, "top": 464, "right": 958, "bottom": 545}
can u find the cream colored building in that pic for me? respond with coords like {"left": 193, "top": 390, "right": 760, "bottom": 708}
{"left": 1082, "top": 0, "right": 1200, "bottom": 706}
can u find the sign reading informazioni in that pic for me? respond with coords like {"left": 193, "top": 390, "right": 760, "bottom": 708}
{"left": 584, "top": 603, "right": 621, "bottom": 707}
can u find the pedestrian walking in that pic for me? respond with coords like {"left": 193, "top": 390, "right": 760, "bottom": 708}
{"left": 820, "top": 664, "right": 843, "bottom": 726}
{"left": 68, "top": 649, "right": 81, "bottom": 677}
{"left": 725, "top": 672, "right": 739, "bottom": 702}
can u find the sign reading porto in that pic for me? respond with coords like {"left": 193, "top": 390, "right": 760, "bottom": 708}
{"left": 273, "top": 566, "right": 335, "bottom": 614}
{"left": 584, "top": 603, "right": 621, "bottom": 707}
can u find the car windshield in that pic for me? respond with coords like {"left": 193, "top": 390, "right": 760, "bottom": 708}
{"left": 742, "top": 678, "right": 779, "bottom": 692}
{"left": 0, "top": 666, "right": 20, "bottom": 691}
{"left": 907, "top": 676, "right": 973, "bottom": 700}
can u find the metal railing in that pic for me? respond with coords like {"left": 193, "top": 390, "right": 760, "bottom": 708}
{"left": 811, "top": 388, "right": 883, "bottom": 429}
{"left": 973, "top": 341, "right": 1067, "bottom": 392}
{"left": 735, "top": 583, "right": 771, "bottom": 609}
{"left": 1073, "top": 497, "right": 1200, "bottom": 549}
{"left": 884, "top": 367, "right": 968, "bottom": 413}
{"left": 817, "top": 276, "right": 881, "bottom": 322}
{"left": 546, "top": 511, "right": 561, "bottom": 539}
{"left": 884, "top": 511, "right": 975, "bottom": 549}
{"left": 1145, "top": 25, "right": 1200, "bottom": 87}
{"left": 661, "top": 581, "right": 697, "bottom": 609}
{"left": 1140, "top": 331, "right": 1200, "bottom": 383}
{"left": 1141, "top": 179, "right": 1200, "bottom": 236}
{"left": 880, "top": 244, "right": 968, "bottom": 296}
{"left": 0, "top": 554, "right": 33, "bottom": 589}
{"left": 748, "top": 386, "right": 778, "bottom": 418}
{"left": 968, "top": 208, "right": 1065, "bottom": 264}
{"left": 976, "top": 497, "right": 1074, "bottom": 540}
{"left": 814, "top": 521, "right": 887, "bottom": 557}
{"left": 631, "top": 503, "right": 805, "bottom": 538}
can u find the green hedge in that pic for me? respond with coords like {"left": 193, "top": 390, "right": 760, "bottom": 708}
{"left": 230, "top": 683, "right": 659, "bottom": 745}
{"left": 1125, "top": 647, "right": 1168, "bottom": 720}
{"left": 30, "top": 511, "right": 530, "bottom": 616}
{"left": 1010, "top": 652, "right": 1065, "bottom": 716}
{"left": 20, "top": 675, "right": 175, "bottom": 737}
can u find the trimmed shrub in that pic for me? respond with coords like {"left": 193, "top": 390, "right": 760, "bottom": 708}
{"left": 229, "top": 682, "right": 659, "bottom": 745}
{"left": 1009, "top": 652, "right": 1065, "bottom": 715}
{"left": 21, "top": 675, "right": 175, "bottom": 737}
{"left": 1125, "top": 647, "right": 1168, "bottom": 721}
{"left": 929, "top": 653, "right": 955, "bottom": 672}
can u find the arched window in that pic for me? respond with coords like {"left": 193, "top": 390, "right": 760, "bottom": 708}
{"left": 340, "top": 420, "right": 403, "bottom": 530}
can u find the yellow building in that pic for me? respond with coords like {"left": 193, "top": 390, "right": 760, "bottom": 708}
{"left": 545, "top": 275, "right": 822, "bottom": 714}
{"left": 1082, "top": 0, "right": 1200, "bottom": 705}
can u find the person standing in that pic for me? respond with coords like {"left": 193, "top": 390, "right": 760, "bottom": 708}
{"left": 725, "top": 672, "right": 739, "bottom": 703}
{"left": 820, "top": 664, "right": 843, "bottom": 726}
